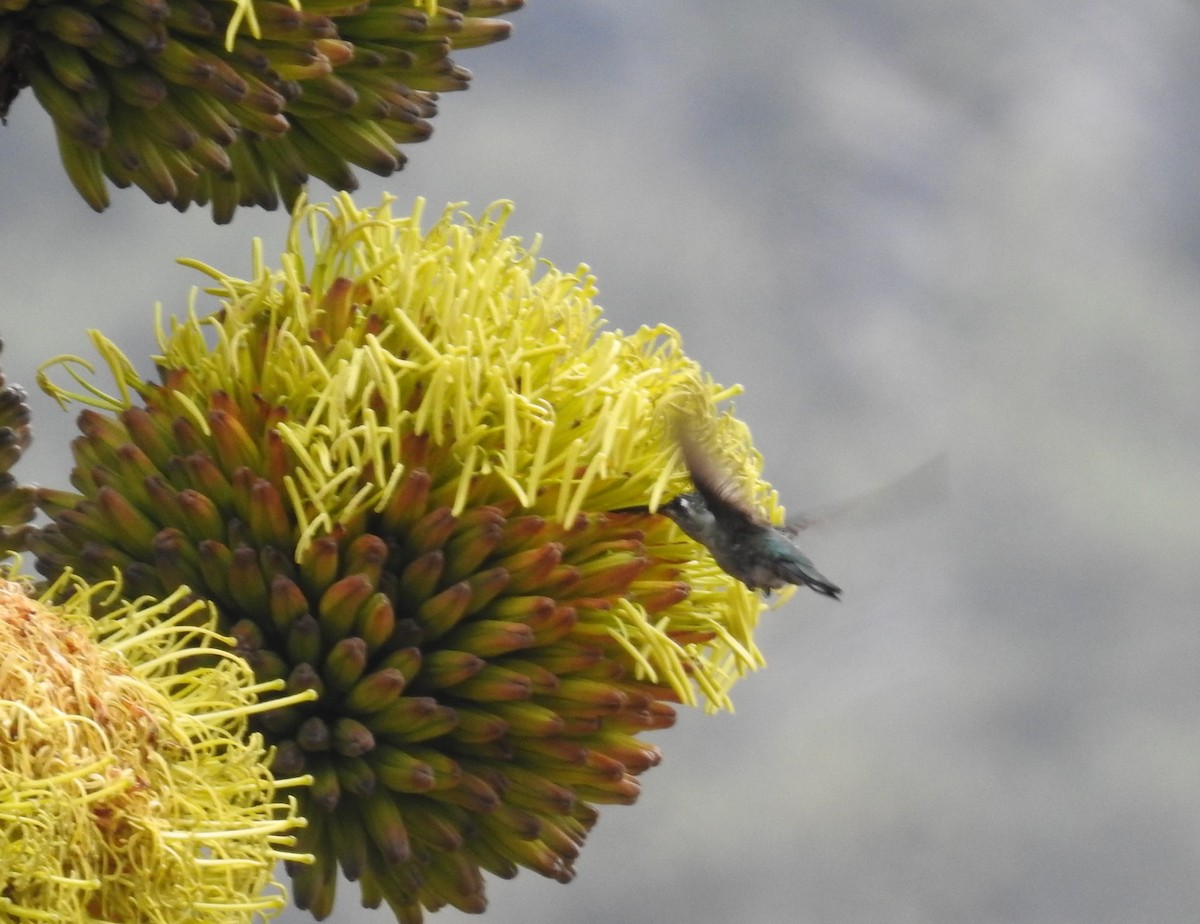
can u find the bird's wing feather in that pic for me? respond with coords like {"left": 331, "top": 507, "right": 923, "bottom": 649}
{"left": 783, "top": 453, "right": 949, "bottom": 534}
{"left": 677, "top": 429, "right": 768, "bottom": 527}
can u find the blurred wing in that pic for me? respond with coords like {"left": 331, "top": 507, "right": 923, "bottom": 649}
{"left": 784, "top": 453, "right": 949, "bottom": 534}
{"left": 677, "top": 428, "right": 768, "bottom": 526}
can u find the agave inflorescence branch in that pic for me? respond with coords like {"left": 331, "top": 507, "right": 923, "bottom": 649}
{"left": 0, "top": 338, "right": 34, "bottom": 555}
{"left": 1, "top": 0, "right": 521, "bottom": 220}
{"left": 27, "top": 195, "right": 778, "bottom": 920}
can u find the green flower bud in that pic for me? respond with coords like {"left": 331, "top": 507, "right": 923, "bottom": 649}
{"left": 1, "top": 0, "right": 521, "bottom": 220}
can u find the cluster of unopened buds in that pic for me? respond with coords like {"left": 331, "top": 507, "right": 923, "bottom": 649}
{"left": 1, "top": 0, "right": 521, "bottom": 219}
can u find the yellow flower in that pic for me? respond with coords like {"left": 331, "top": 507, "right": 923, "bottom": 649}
{"left": 31, "top": 195, "right": 777, "bottom": 919}
{"left": 0, "top": 571, "right": 308, "bottom": 923}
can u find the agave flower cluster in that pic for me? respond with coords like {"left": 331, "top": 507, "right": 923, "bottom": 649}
{"left": 0, "top": 339, "right": 34, "bottom": 552}
{"left": 0, "top": 0, "right": 519, "bottom": 220}
{"left": 0, "top": 572, "right": 307, "bottom": 922}
{"left": 30, "top": 195, "right": 776, "bottom": 920}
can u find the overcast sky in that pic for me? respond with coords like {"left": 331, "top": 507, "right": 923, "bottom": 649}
{"left": 4, "top": 2, "right": 1200, "bottom": 923}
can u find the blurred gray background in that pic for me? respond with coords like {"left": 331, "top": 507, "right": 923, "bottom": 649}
{"left": 4, "top": 1, "right": 1200, "bottom": 922}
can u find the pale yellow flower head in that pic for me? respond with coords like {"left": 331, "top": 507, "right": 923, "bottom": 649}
{"left": 0, "top": 572, "right": 308, "bottom": 923}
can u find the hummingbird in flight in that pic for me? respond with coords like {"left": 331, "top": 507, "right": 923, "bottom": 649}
{"left": 661, "top": 491, "right": 842, "bottom": 598}
{"left": 657, "top": 432, "right": 842, "bottom": 598}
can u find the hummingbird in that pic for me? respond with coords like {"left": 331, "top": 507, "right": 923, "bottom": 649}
{"left": 660, "top": 491, "right": 842, "bottom": 598}
{"left": 657, "top": 432, "right": 842, "bottom": 599}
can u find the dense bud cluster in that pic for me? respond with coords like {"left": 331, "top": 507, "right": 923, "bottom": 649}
{"left": 0, "top": 0, "right": 520, "bottom": 220}
{"left": 0, "top": 339, "right": 33, "bottom": 553}
{"left": 34, "top": 408, "right": 688, "bottom": 918}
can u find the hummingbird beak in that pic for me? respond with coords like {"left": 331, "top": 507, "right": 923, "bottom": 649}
{"left": 606, "top": 503, "right": 654, "bottom": 515}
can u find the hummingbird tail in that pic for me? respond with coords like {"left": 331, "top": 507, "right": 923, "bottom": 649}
{"left": 778, "top": 558, "right": 841, "bottom": 599}
{"left": 804, "top": 575, "right": 841, "bottom": 600}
